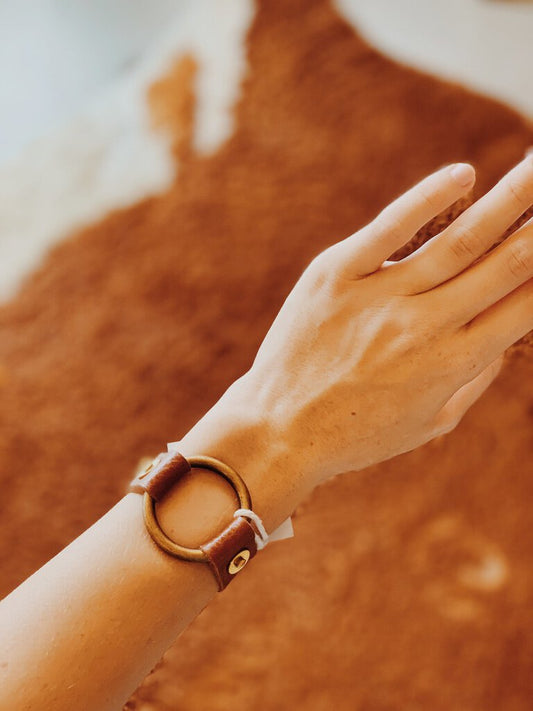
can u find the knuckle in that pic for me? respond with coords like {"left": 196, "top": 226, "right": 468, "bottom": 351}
{"left": 373, "top": 210, "right": 405, "bottom": 244}
{"left": 304, "top": 249, "right": 338, "bottom": 289}
{"left": 416, "top": 184, "right": 440, "bottom": 213}
{"left": 449, "top": 225, "right": 482, "bottom": 261}
{"left": 306, "top": 251, "right": 328, "bottom": 277}
{"left": 507, "top": 177, "right": 531, "bottom": 209}
{"left": 507, "top": 241, "right": 533, "bottom": 278}
{"left": 385, "top": 298, "right": 439, "bottom": 348}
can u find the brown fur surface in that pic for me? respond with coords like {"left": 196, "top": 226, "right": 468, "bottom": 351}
{"left": 0, "top": 1, "right": 531, "bottom": 709}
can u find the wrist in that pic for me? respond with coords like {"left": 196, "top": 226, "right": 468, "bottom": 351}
{"left": 155, "top": 377, "right": 311, "bottom": 548}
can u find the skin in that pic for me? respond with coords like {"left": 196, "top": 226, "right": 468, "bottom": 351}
{"left": 0, "top": 158, "right": 532, "bottom": 710}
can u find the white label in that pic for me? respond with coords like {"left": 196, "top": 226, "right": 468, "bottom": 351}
{"left": 267, "top": 516, "right": 294, "bottom": 544}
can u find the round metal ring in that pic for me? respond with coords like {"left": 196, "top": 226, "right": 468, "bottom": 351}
{"left": 142, "top": 454, "right": 253, "bottom": 562}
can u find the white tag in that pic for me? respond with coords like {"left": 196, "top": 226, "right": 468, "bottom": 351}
{"left": 266, "top": 516, "right": 294, "bottom": 544}
{"left": 166, "top": 442, "right": 294, "bottom": 544}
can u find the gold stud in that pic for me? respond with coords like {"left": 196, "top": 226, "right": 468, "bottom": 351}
{"left": 134, "top": 457, "right": 152, "bottom": 479}
{"left": 138, "top": 462, "right": 154, "bottom": 480}
{"left": 228, "top": 549, "right": 250, "bottom": 575}
{"left": 138, "top": 453, "right": 163, "bottom": 479}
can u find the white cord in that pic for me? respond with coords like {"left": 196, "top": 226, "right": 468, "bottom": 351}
{"left": 234, "top": 508, "right": 269, "bottom": 550}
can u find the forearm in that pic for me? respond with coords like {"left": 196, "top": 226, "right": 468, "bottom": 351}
{"left": 0, "top": 494, "right": 208, "bottom": 711}
{"left": 0, "top": 386, "right": 308, "bottom": 711}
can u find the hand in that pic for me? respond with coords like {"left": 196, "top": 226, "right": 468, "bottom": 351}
{"left": 234, "top": 158, "right": 533, "bottom": 488}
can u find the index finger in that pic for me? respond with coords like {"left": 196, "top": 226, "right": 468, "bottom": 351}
{"left": 333, "top": 163, "right": 475, "bottom": 278}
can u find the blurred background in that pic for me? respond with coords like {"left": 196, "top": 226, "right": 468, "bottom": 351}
{"left": 1, "top": 0, "right": 533, "bottom": 167}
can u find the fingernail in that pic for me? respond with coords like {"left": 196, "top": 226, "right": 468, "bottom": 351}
{"left": 451, "top": 163, "right": 475, "bottom": 187}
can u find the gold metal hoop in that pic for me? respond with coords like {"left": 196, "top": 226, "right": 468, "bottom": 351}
{"left": 142, "top": 454, "right": 253, "bottom": 562}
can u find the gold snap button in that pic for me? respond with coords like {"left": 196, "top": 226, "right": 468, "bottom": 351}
{"left": 228, "top": 549, "right": 251, "bottom": 575}
{"left": 138, "top": 454, "right": 163, "bottom": 479}
{"left": 138, "top": 461, "right": 153, "bottom": 479}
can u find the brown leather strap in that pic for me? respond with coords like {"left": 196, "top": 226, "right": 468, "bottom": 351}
{"left": 130, "top": 450, "right": 191, "bottom": 501}
{"left": 130, "top": 450, "right": 259, "bottom": 591}
{"left": 200, "top": 516, "right": 258, "bottom": 591}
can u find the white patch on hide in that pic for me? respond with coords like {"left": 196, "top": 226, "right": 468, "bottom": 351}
{"left": 0, "top": 0, "right": 255, "bottom": 302}
{"left": 149, "top": 0, "right": 256, "bottom": 154}
{"left": 334, "top": 0, "right": 533, "bottom": 118}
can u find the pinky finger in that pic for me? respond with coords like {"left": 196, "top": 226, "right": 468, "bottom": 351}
{"left": 431, "top": 355, "right": 504, "bottom": 437}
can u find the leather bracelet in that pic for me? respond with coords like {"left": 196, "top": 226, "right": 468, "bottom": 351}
{"left": 129, "top": 450, "right": 267, "bottom": 591}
